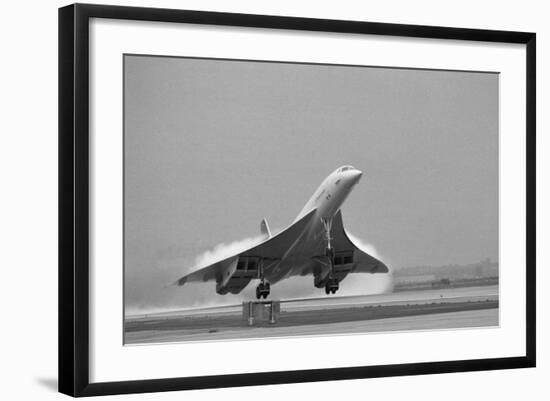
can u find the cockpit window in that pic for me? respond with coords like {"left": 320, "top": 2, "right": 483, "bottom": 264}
{"left": 338, "top": 166, "right": 355, "bottom": 172}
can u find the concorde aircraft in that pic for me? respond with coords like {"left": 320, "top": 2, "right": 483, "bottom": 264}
{"left": 174, "top": 166, "right": 389, "bottom": 299}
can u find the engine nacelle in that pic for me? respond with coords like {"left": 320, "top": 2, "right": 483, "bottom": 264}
{"left": 313, "top": 250, "right": 354, "bottom": 288}
{"left": 313, "top": 264, "right": 332, "bottom": 288}
{"left": 216, "top": 256, "right": 260, "bottom": 295}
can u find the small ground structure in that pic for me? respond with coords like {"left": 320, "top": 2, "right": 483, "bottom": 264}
{"left": 242, "top": 300, "right": 281, "bottom": 325}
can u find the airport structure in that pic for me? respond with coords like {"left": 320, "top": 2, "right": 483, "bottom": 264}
{"left": 243, "top": 301, "right": 281, "bottom": 325}
{"left": 125, "top": 285, "right": 499, "bottom": 344}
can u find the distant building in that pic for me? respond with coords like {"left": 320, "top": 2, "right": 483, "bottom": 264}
{"left": 394, "top": 258, "right": 499, "bottom": 281}
{"left": 394, "top": 274, "right": 436, "bottom": 286}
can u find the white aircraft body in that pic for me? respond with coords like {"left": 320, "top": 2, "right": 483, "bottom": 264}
{"left": 175, "top": 166, "right": 388, "bottom": 299}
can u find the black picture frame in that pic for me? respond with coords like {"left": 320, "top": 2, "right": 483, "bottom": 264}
{"left": 59, "top": 3, "right": 536, "bottom": 397}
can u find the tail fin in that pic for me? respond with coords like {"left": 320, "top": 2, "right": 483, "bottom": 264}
{"left": 260, "top": 218, "right": 271, "bottom": 238}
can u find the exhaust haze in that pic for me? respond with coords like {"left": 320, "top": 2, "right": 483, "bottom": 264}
{"left": 125, "top": 231, "right": 392, "bottom": 316}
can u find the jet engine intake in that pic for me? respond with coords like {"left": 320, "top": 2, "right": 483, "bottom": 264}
{"left": 216, "top": 256, "right": 261, "bottom": 295}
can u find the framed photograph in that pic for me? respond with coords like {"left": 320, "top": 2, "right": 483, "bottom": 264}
{"left": 58, "top": 3, "right": 536, "bottom": 397}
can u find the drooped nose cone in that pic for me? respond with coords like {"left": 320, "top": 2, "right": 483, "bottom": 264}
{"left": 350, "top": 169, "right": 362, "bottom": 184}
{"left": 341, "top": 168, "right": 362, "bottom": 188}
{"left": 352, "top": 169, "right": 363, "bottom": 181}
{"left": 336, "top": 165, "right": 363, "bottom": 186}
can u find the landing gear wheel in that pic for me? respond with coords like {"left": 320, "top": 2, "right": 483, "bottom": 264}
{"left": 325, "top": 278, "right": 339, "bottom": 295}
{"left": 255, "top": 259, "right": 270, "bottom": 299}
{"left": 256, "top": 281, "right": 270, "bottom": 299}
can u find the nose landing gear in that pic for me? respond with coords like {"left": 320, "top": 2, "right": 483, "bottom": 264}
{"left": 325, "top": 278, "right": 339, "bottom": 294}
{"left": 322, "top": 218, "right": 339, "bottom": 295}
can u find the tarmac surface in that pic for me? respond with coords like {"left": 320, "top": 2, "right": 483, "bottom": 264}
{"left": 125, "top": 285, "right": 498, "bottom": 345}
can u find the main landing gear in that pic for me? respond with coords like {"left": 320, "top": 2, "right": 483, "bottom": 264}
{"left": 325, "top": 278, "right": 339, "bottom": 294}
{"left": 322, "top": 218, "right": 340, "bottom": 295}
{"left": 256, "top": 281, "right": 270, "bottom": 299}
{"left": 256, "top": 260, "right": 270, "bottom": 299}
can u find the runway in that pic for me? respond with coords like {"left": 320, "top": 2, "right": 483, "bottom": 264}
{"left": 125, "top": 285, "right": 498, "bottom": 345}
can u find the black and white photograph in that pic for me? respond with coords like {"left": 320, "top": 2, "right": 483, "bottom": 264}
{"left": 0, "top": 0, "right": 539, "bottom": 399}
{"left": 123, "top": 55, "right": 499, "bottom": 345}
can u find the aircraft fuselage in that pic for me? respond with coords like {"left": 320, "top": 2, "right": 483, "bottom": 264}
{"left": 296, "top": 165, "right": 363, "bottom": 223}
{"left": 266, "top": 166, "right": 363, "bottom": 283}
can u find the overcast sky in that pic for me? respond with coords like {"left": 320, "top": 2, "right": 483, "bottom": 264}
{"left": 124, "top": 55, "right": 498, "bottom": 313}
